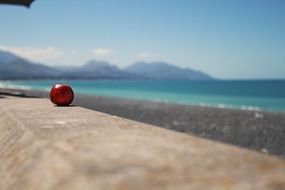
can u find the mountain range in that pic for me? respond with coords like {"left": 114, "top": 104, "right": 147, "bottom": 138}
{"left": 0, "top": 50, "right": 214, "bottom": 80}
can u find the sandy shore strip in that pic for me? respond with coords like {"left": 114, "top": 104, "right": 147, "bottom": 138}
{"left": 1, "top": 88, "right": 285, "bottom": 158}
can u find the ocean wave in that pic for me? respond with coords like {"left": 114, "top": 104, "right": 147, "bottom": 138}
{"left": 0, "top": 81, "right": 33, "bottom": 90}
{"left": 240, "top": 106, "right": 261, "bottom": 111}
{"left": 195, "top": 102, "right": 262, "bottom": 111}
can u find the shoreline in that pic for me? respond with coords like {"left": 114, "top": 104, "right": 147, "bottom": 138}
{"left": 1, "top": 80, "right": 285, "bottom": 113}
{"left": 0, "top": 84, "right": 283, "bottom": 114}
{"left": 1, "top": 88, "right": 285, "bottom": 157}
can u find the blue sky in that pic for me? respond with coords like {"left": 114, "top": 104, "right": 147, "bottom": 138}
{"left": 0, "top": 0, "right": 284, "bottom": 79}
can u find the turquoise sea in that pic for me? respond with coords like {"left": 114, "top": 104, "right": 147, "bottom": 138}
{"left": 1, "top": 80, "right": 285, "bottom": 112}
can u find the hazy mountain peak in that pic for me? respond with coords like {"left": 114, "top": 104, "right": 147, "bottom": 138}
{"left": 84, "top": 60, "right": 111, "bottom": 66}
{"left": 126, "top": 61, "right": 214, "bottom": 80}
{"left": 0, "top": 50, "right": 19, "bottom": 64}
{"left": 82, "top": 60, "right": 119, "bottom": 70}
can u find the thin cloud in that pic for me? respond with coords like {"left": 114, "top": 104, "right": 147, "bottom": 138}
{"left": 137, "top": 52, "right": 154, "bottom": 59}
{"left": 0, "top": 45, "right": 63, "bottom": 62}
{"left": 71, "top": 49, "right": 78, "bottom": 55}
{"left": 92, "top": 48, "right": 112, "bottom": 57}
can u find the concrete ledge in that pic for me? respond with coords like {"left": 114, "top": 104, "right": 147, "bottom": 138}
{"left": 0, "top": 97, "right": 285, "bottom": 190}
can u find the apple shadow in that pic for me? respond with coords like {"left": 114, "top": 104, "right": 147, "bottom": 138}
{"left": 54, "top": 105, "right": 76, "bottom": 107}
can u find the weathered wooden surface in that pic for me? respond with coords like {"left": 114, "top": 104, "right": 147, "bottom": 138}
{"left": 0, "top": 97, "right": 285, "bottom": 190}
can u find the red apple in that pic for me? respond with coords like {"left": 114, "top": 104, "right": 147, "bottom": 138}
{"left": 50, "top": 84, "right": 74, "bottom": 106}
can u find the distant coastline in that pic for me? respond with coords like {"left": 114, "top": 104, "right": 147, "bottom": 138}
{"left": 0, "top": 50, "right": 214, "bottom": 80}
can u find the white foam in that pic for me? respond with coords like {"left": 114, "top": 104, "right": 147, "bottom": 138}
{"left": 0, "top": 81, "right": 32, "bottom": 90}
{"left": 241, "top": 105, "right": 261, "bottom": 111}
{"left": 217, "top": 104, "right": 226, "bottom": 108}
